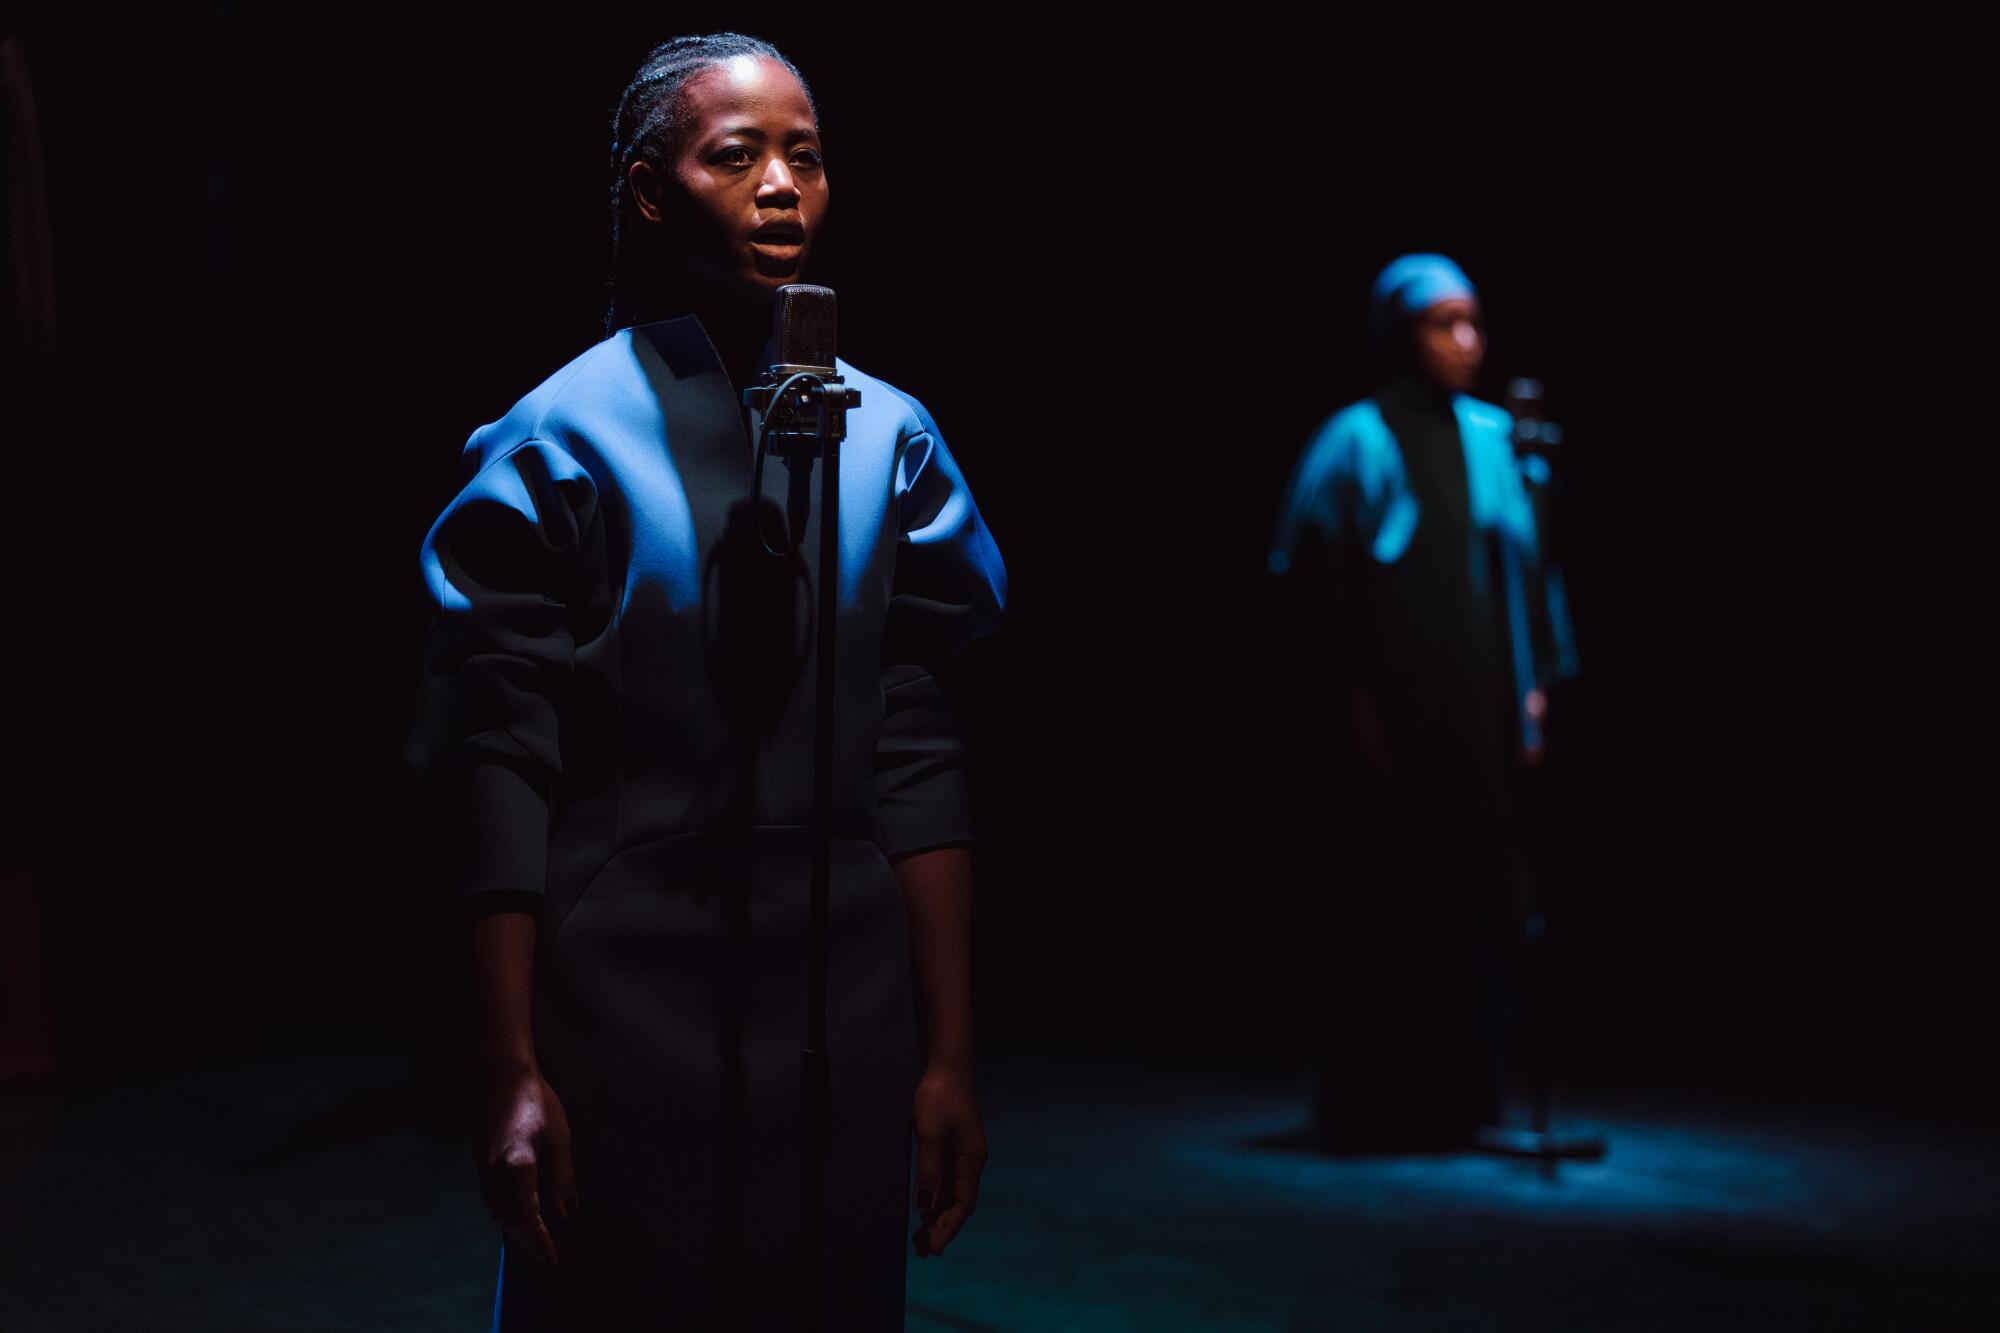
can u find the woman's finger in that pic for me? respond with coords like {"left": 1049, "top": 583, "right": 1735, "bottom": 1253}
{"left": 503, "top": 1155, "right": 563, "bottom": 1265}
{"left": 927, "top": 1199, "right": 975, "bottom": 1255}
{"left": 931, "top": 1146, "right": 982, "bottom": 1245}
{"left": 477, "top": 1148, "right": 529, "bottom": 1226}
{"left": 503, "top": 1159, "right": 543, "bottom": 1227}
{"left": 504, "top": 1215, "right": 560, "bottom": 1268}
{"left": 544, "top": 1120, "right": 580, "bottom": 1218}
{"left": 912, "top": 1163, "right": 953, "bottom": 1258}
{"left": 912, "top": 1128, "right": 945, "bottom": 1213}
{"left": 950, "top": 1137, "right": 986, "bottom": 1211}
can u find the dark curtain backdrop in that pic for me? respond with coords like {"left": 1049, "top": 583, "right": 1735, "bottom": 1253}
{"left": 3, "top": 6, "right": 1989, "bottom": 1091}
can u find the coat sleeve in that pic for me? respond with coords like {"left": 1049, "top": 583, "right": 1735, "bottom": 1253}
{"left": 872, "top": 398, "right": 1007, "bottom": 862}
{"left": 1270, "top": 418, "right": 1370, "bottom": 767}
{"left": 418, "top": 437, "right": 608, "bottom": 913}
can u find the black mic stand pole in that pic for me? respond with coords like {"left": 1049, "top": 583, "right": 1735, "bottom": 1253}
{"left": 802, "top": 399, "right": 839, "bottom": 1333}
{"left": 1472, "top": 377, "right": 1605, "bottom": 1174}
{"left": 743, "top": 303, "right": 860, "bottom": 1332}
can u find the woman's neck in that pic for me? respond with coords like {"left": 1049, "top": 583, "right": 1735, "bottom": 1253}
{"left": 690, "top": 292, "right": 776, "bottom": 395}
{"left": 613, "top": 273, "right": 775, "bottom": 394}
{"left": 1379, "top": 372, "right": 1459, "bottom": 412}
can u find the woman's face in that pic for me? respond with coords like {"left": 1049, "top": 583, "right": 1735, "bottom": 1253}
{"left": 1411, "top": 296, "right": 1485, "bottom": 394}
{"left": 631, "top": 55, "right": 827, "bottom": 304}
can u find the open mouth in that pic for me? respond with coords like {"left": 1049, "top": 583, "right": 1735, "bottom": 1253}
{"left": 751, "top": 222, "right": 805, "bottom": 247}
{"left": 748, "top": 227, "right": 805, "bottom": 277}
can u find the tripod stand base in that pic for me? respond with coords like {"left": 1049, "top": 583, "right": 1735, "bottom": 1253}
{"left": 1473, "top": 1125, "right": 1608, "bottom": 1161}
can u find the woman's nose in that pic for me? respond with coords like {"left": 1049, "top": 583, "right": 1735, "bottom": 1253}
{"left": 758, "top": 158, "right": 799, "bottom": 205}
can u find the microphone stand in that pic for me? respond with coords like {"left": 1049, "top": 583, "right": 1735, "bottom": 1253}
{"left": 1471, "top": 378, "right": 1606, "bottom": 1174}
{"left": 744, "top": 348, "right": 861, "bottom": 1333}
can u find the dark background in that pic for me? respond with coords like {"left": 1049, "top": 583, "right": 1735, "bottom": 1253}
{"left": 2, "top": 8, "right": 1990, "bottom": 1103}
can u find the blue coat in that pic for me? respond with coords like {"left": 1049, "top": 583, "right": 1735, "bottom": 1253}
{"left": 419, "top": 315, "right": 1005, "bottom": 1329}
{"left": 1270, "top": 391, "right": 1573, "bottom": 760}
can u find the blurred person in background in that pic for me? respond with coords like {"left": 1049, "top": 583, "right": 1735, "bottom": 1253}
{"left": 1269, "top": 254, "right": 1574, "bottom": 1152}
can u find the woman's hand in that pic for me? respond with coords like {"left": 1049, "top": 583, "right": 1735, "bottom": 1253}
{"left": 1518, "top": 687, "right": 1549, "bottom": 769}
{"left": 911, "top": 1065, "right": 986, "bottom": 1258}
{"left": 476, "top": 1066, "right": 579, "bottom": 1267}
{"left": 892, "top": 846, "right": 984, "bottom": 1256}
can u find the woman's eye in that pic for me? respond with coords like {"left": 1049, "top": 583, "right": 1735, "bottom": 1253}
{"left": 715, "top": 146, "right": 754, "bottom": 167}
{"left": 790, "top": 149, "right": 824, "bottom": 170}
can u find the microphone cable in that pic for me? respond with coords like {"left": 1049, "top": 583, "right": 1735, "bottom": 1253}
{"left": 750, "top": 371, "right": 833, "bottom": 557}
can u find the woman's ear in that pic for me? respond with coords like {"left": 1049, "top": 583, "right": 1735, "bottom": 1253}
{"left": 628, "top": 160, "right": 666, "bottom": 225}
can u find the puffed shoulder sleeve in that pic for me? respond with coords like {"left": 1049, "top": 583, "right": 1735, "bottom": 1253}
{"left": 874, "top": 396, "right": 1007, "bottom": 862}
{"left": 418, "top": 437, "right": 608, "bottom": 912}
{"left": 1269, "top": 411, "right": 1369, "bottom": 576}
{"left": 1269, "top": 414, "right": 1372, "bottom": 757}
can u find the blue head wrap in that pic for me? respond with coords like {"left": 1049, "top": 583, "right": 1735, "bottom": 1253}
{"left": 1367, "top": 253, "right": 1477, "bottom": 363}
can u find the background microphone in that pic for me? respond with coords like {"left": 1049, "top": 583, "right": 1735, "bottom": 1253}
{"left": 1505, "top": 376, "right": 1565, "bottom": 461}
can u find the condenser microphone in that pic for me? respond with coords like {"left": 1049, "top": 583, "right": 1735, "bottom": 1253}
{"left": 767, "top": 283, "right": 839, "bottom": 377}
{"left": 1505, "top": 376, "right": 1565, "bottom": 460}
{"left": 744, "top": 285, "right": 862, "bottom": 557}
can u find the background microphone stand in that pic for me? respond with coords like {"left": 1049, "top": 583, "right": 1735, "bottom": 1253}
{"left": 1472, "top": 377, "right": 1606, "bottom": 1174}
{"left": 741, "top": 284, "right": 862, "bottom": 1333}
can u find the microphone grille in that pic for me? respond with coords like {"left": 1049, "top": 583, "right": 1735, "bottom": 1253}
{"left": 774, "top": 284, "right": 838, "bottom": 371}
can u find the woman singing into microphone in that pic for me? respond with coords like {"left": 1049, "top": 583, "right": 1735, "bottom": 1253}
{"left": 418, "top": 33, "right": 1006, "bottom": 1329}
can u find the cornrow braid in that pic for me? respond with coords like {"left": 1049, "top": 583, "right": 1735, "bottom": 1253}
{"left": 605, "top": 33, "right": 816, "bottom": 333}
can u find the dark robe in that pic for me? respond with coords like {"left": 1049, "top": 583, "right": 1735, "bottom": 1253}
{"left": 419, "top": 316, "right": 1006, "bottom": 1329}
{"left": 1272, "top": 377, "right": 1556, "bottom": 1151}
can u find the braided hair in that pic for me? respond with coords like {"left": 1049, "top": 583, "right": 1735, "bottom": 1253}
{"left": 605, "top": 34, "right": 816, "bottom": 333}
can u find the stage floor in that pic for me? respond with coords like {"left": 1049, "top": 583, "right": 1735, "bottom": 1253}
{"left": 3, "top": 1031, "right": 1994, "bottom": 1330}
